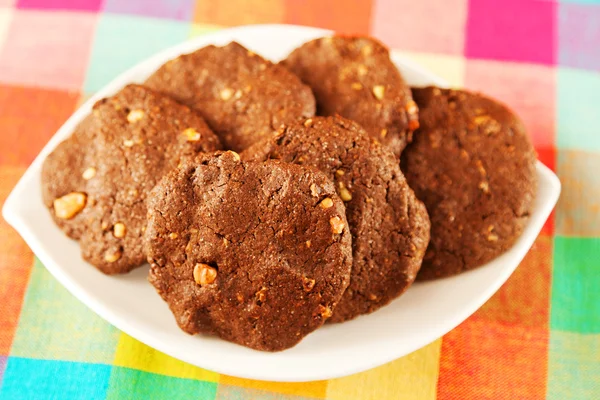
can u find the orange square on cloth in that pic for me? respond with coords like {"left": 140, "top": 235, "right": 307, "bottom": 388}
{"left": 438, "top": 318, "right": 548, "bottom": 400}
{"left": 0, "top": 166, "right": 34, "bottom": 355}
{"left": 0, "top": 85, "right": 78, "bottom": 167}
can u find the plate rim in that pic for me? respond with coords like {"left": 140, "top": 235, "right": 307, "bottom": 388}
{"left": 2, "top": 24, "right": 561, "bottom": 382}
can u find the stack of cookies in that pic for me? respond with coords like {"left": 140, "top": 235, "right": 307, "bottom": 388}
{"left": 42, "top": 36, "right": 537, "bottom": 351}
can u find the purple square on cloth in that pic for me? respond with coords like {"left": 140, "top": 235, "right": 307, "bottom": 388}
{"left": 103, "top": 0, "right": 196, "bottom": 21}
{"left": 559, "top": 2, "right": 600, "bottom": 71}
{"left": 0, "top": 356, "right": 7, "bottom": 383}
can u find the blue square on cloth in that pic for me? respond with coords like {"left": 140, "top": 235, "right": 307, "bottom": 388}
{"left": 0, "top": 358, "right": 112, "bottom": 400}
{"left": 557, "top": 67, "right": 600, "bottom": 151}
{"left": 83, "top": 14, "right": 190, "bottom": 93}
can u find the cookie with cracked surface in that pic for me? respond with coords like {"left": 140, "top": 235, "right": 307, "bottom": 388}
{"left": 281, "top": 36, "right": 418, "bottom": 156}
{"left": 41, "top": 84, "right": 221, "bottom": 275}
{"left": 243, "top": 116, "right": 430, "bottom": 323}
{"left": 145, "top": 151, "right": 352, "bottom": 351}
{"left": 401, "top": 87, "right": 537, "bottom": 280}
{"left": 145, "top": 42, "right": 316, "bottom": 152}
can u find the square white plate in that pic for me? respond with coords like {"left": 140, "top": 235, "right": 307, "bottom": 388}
{"left": 2, "top": 24, "right": 561, "bottom": 382}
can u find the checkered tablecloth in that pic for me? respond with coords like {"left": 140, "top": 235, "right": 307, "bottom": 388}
{"left": 1, "top": 0, "right": 599, "bottom": 399}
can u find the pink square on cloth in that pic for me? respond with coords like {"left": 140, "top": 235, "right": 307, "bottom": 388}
{"left": 0, "top": 10, "right": 97, "bottom": 91}
{"left": 16, "top": 0, "right": 104, "bottom": 12}
{"left": 371, "top": 0, "right": 468, "bottom": 55}
{"left": 466, "top": 0, "right": 556, "bottom": 65}
{"left": 465, "top": 58, "right": 556, "bottom": 149}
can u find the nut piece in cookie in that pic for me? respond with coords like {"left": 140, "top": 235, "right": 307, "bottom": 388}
{"left": 145, "top": 42, "right": 316, "bottom": 152}
{"left": 41, "top": 84, "right": 221, "bottom": 275}
{"left": 401, "top": 86, "right": 537, "bottom": 280}
{"left": 145, "top": 151, "right": 352, "bottom": 351}
{"left": 282, "top": 36, "right": 418, "bottom": 156}
{"left": 243, "top": 116, "right": 430, "bottom": 323}
{"left": 53, "top": 192, "right": 87, "bottom": 219}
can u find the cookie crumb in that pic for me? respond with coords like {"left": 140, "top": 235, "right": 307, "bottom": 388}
{"left": 380, "top": 128, "right": 388, "bottom": 138}
{"left": 335, "top": 169, "right": 345, "bottom": 177}
{"left": 168, "top": 232, "right": 178, "bottom": 239}
{"left": 351, "top": 82, "right": 363, "bottom": 90}
{"left": 305, "top": 240, "right": 311, "bottom": 248}
{"left": 303, "top": 118, "right": 313, "bottom": 127}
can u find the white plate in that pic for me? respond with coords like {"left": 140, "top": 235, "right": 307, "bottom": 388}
{"left": 2, "top": 24, "right": 561, "bottom": 382}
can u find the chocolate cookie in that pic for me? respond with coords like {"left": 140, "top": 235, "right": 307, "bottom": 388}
{"left": 401, "top": 87, "right": 537, "bottom": 280}
{"left": 243, "top": 116, "right": 430, "bottom": 322}
{"left": 145, "top": 151, "right": 352, "bottom": 351}
{"left": 145, "top": 42, "right": 316, "bottom": 152}
{"left": 42, "top": 84, "right": 221, "bottom": 275}
{"left": 282, "top": 36, "right": 418, "bottom": 156}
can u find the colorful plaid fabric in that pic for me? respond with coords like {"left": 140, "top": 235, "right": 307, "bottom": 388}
{"left": 0, "top": 1, "right": 598, "bottom": 398}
